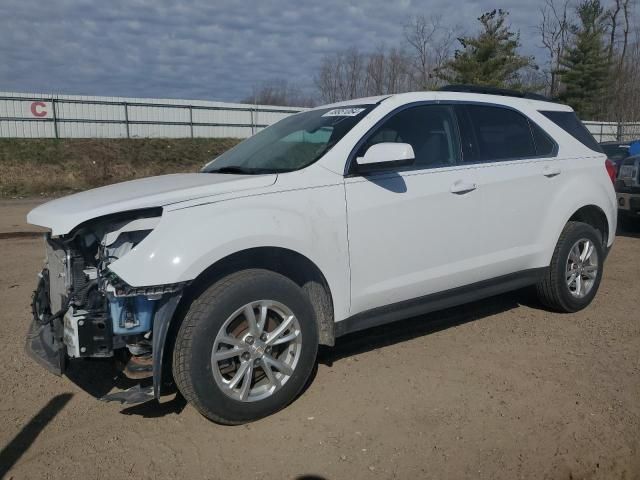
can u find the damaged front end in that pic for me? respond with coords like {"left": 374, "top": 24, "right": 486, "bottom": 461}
{"left": 26, "top": 208, "right": 186, "bottom": 404}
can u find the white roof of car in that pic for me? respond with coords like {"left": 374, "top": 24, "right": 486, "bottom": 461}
{"left": 323, "top": 91, "right": 572, "bottom": 112}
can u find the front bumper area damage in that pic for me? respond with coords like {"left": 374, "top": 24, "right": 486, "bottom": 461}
{"left": 27, "top": 264, "right": 184, "bottom": 403}
{"left": 27, "top": 281, "right": 182, "bottom": 402}
{"left": 100, "top": 293, "right": 182, "bottom": 404}
{"left": 26, "top": 215, "right": 187, "bottom": 405}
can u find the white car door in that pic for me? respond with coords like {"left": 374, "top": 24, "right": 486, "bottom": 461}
{"left": 453, "top": 103, "right": 560, "bottom": 277}
{"left": 345, "top": 104, "right": 487, "bottom": 316}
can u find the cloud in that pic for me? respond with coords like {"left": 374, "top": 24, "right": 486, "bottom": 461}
{"left": 0, "top": 0, "right": 547, "bottom": 102}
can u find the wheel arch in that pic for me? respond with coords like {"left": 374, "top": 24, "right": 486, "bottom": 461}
{"left": 155, "top": 246, "right": 336, "bottom": 398}
{"left": 540, "top": 201, "right": 613, "bottom": 271}
{"left": 174, "top": 245, "right": 335, "bottom": 345}
{"left": 567, "top": 204, "right": 610, "bottom": 248}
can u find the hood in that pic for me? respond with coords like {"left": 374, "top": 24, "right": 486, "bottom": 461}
{"left": 27, "top": 173, "right": 277, "bottom": 235}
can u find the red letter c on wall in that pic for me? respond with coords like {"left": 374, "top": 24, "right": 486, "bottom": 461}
{"left": 31, "top": 101, "right": 47, "bottom": 117}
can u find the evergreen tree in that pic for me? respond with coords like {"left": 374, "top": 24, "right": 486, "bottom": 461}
{"left": 557, "top": 0, "right": 610, "bottom": 118}
{"left": 437, "top": 10, "right": 535, "bottom": 88}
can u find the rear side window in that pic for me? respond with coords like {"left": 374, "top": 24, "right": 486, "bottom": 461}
{"left": 540, "top": 110, "right": 603, "bottom": 153}
{"left": 455, "top": 105, "right": 537, "bottom": 162}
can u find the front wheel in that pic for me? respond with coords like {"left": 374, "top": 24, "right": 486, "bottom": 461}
{"left": 536, "top": 221, "right": 604, "bottom": 312}
{"left": 173, "top": 269, "right": 318, "bottom": 424}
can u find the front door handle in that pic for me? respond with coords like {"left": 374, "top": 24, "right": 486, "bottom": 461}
{"left": 450, "top": 181, "right": 477, "bottom": 194}
{"left": 543, "top": 166, "right": 562, "bottom": 177}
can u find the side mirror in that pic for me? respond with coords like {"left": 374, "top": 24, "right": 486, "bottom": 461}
{"left": 356, "top": 142, "right": 415, "bottom": 171}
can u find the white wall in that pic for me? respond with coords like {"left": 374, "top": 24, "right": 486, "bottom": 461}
{"left": 0, "top": 91, "right": 302, "bottom": 139}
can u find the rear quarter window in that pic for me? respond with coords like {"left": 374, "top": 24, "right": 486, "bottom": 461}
{"left": 540, "top": 110, "right": 603, "bottom": 153}
{"left": 530, "top": 121, "right": 557, "bottom": 156}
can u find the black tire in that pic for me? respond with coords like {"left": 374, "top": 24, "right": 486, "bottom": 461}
{"left": 536, "top": 221, "right": 604, "bottom": 313}
{"left": 173, "top": 269, "right": 318, "bottom": 424}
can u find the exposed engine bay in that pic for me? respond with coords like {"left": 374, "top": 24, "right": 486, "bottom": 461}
{"left": 27, "top": 208, "right": 185, "bottom": 391}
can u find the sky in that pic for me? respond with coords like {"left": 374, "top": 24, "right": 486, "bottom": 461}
{"left": 0, "top": 0, "right": 549, "bottom": 103}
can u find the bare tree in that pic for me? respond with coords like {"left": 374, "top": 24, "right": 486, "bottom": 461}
{"left": 342, "top": 48, "right": 366, "bottom": 99}
{"left": 604, "top": 0, "right": 634, "bottom": 68}
{"left": 403, "top": 15, "right": 454, "bottom": 90}
{"left": 364, "top": 46, "right": 387, "bottom": 96}
{"left": 604, "top": 1, "right": 639, "bottom": 121}
{"left": 537, "top": 0, "right": 572, "bottom": 96}
{"left": 315, "top": 52, "right": 343, "bottom": 103}
{"left": 243, "top": 80, "right": 316, "bottom": 107}
{"left": 313, "top": 4, "right": 639, "bottom": 117}
{"left": 618, "top": 0, "right": 633, "bottom": 67}
{"left": 314, "top": 15, "right": 458, "bottom": 102}
{"left": 315, "top": 46, "right": 413, "bottom": 102}
{"left": 384, "top": 47, "right": 412, "bottom": 93}
{"left": 314, "top": 48, "right": 368, "bottom": 102}
{"left": 609, "top": 26, "right": 640, "bottom": 121}
{"left": 606, "top": 0, "right": 622, "bottom": 60}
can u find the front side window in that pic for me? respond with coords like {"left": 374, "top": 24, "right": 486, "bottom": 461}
{"left": 356, "top": 105, "right": 460, "bottom": 169}
{"left": 456, "top": 104, "right": 537, "bottom": 162}
{"left": 203, "top": 105, "right": 374, "bottom": 174}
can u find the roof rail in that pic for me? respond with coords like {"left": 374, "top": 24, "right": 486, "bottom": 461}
{"left": 439, "top": 84, "right": 556, "bottom": 103}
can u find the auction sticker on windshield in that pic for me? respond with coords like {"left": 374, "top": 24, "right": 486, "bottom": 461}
{"left": 322, "top": 108, "right": 366, "bottom": 117}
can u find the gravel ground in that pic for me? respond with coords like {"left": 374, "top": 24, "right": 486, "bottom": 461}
{"left": 1, "top": 200, "right": 639, "bottom": 480}
{"left": 0, "top": 198, "right": 48, "bottom": 235}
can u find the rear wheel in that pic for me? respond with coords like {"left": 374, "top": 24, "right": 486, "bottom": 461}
{"left": 173, "top": 269, "right": 318, "bottom": 424}
{"left": 536, "top": 221, "right": 604, "bottom": 312}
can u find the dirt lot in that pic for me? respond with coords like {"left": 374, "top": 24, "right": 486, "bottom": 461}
{"left": 1, "top": 200, "right": 639, "bottom": 480}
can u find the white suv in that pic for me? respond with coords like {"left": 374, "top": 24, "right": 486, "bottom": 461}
{"left": 26, "top": 87, "right": 617, "bottom": 424}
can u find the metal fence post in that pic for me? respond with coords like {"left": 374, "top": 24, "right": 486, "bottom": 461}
{"left": 123, "top": 102, "right": 130, "bottom": 138}
{"left": 254, "top": 106, "right": 258, "bottom": 135}
{"left": 189, "top": 105, "right": 194, "bottom": 138}
{"left": 52, "top": 98, "right": 59, "bottom": 139}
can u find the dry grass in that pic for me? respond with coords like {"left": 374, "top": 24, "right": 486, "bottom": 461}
{"left": 0, "top": 138, "right": 240, "bottom": 197}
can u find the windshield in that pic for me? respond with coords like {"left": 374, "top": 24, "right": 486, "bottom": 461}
{"left": 202, "top": 105, "right": 374, "bottom": 174}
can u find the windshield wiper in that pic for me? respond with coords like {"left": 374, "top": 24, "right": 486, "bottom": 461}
{"left": 207, "top": 166, "right": 291, "bottom": 175}
{"left": 207, "top": 166, "right": 257, "bottom": 175}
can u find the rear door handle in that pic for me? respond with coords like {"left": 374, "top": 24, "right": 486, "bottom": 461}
{"left": 450, "top": 181, "right": 477, "bottom": 194}
{"left": 543, "top": 166, "right": 562, "bottom": 177}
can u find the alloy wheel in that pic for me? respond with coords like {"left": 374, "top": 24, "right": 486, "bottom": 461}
{"left": 565, "top": 238, "right": 599, "bottom": 298}
{"left": 211, "top": 300, "right": 302, "bottom": 402}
